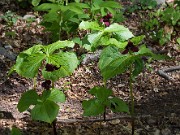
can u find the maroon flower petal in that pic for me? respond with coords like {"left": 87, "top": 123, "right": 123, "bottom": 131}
{"left": 131, "top": 46, "right": 139, "bottom": 52}
{"left": 100, "top": 18, "right": 104, "bottom": 22}
{"left": 42, "top": 80, "right": 51, "bottom": 90}
{"left": 104, "top": 21, "right": 110, "bottom": 27}
{"left": 122, "top": 49, "right": 129, "bottom": 54}
{"left": 123, "top": 41, "right": 139, "bottom": 53}
{"left": 106, "top": 13, "right": 113, "bottom": 19}
{"left": 45, "top": 63, "right": 59, "bottom": 72}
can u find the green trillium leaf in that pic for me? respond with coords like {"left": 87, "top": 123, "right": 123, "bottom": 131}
{"left": 89, "top": 87, "right": 113, "bottom": 101}
{"left": 23, "top": 45, "right": 43, "bottom": 55}
{"left": 79, "top": 21, "right": 103, "bottom": 31}
{"left": 42, "top": 52, "right": 79, "bottom": 81}
{"left": 110, "top": 97, "right": 129, "bottom": 113}
{"left": 99, "top": 46, "right": 121, "bottom": 71}
{"left": 82, "top": 99, "right": 105, "bottom": 116}
{"left": 132, "top": 58, "right": 144, "bottom": 77}
{"left": 17, "top": 54, "right": 46, "bottom": 78}
{"left": 101, "top": 54, "right": 135, "bottom": 80}
{"left": 43, "top": 40, "right": 74, "bottom": 55}
{"left": 100, "top": 1, "right": 122, "bottom": 8}
{"left": 99, "top": 36, "right": 128, "bottom": 49}
{"left": 130, "top": 35, "right": 145, "bottom": 45}
{"left": 11, "top": 127, "right": 21, "bottom": 135}
{"left": 104, "top": 23, "right": 131, "bottom": 33}
{"left": 48, "top": 88, "right": 66, "bottom": 103}
{"left": 31, "top": 100, "right": 59, "bottom": 124}
{"left": 34, "top": 3, "right": 59, "bottom": 11}
{"left": 100, "top": 45, "right": 154, "bottom": 80}
{"left": 17, "top": 90, "right": 39, "bottom": 112}
{"left": 32, "top": 0, "right": 41, "bottom": 6}
{"left": 9, "top": 45, "right": 44, "bottom": 77}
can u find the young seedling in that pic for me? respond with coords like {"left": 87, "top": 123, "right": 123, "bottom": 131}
{"left": 9, "top": 40, "right": 79, "bottom": 134}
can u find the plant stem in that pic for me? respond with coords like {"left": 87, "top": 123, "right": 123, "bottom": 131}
{"left": 33, "top": 77, "right": 37, "bottom": 90}
{"left": 89, "top": 0, "right": 94, "bottom": 20}
{"left": 129, "top": 64, "right": 135, "bottom": 135}
{"left": 52, "top": 120, "right": 57, "bottom": 135}
{"left": 103, "top": 107, "right": 106, "bottom": 121}
{"left": 52, "top": 81, "right": 55, "bottom": 89}
{"left": 59, "top": 10, "right": 63, "bottom": 40}
{"left": 103, "top": 80, "right": 107, "bottom": 87}
{"left": 65, "top": 0, "right": 68, "bottom": 5}
{"left": 103, "top": 80, "right": 107, "bottom": 121}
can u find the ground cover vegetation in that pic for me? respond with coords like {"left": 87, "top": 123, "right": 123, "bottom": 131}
{"left": 0, "top": 0, "right": 179, "bottom": 135}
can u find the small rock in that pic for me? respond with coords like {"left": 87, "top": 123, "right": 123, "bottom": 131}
{"left": 161, "top": 128, "right": 172, "bottom": 135}
{"left": 81, "top": 50, "right": 102, "bottom": 65}
{"left": 154, "top": 129, "right": 161, "bottom": 135}
{"left": 4, "top": 45, "right": 13, "bottom": 50}
{"left": 0, "top": 47, "right": 17, "bottom": 60}
{"left": 36, "top": 18, "right": 41, "bottom": 23}
{"left": 117, "top": 84, "right": 125, "bottom": 87}
{"left": 153, "top": 87, "right": 159, "bottom": 92}
{"left": 147, "top": 118, "right": 156, "bottom": 125}
{"left": 110, "top": 119, "right": 120, "bottom": 125}
{"left": 23, "top": 15, "right": 36, "bottom": 20}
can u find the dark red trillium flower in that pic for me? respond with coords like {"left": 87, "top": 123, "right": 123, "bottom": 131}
{"left": 122, "top": 41, "right": 139, "bottom": 54}
{"left": 100, "top": 13, "right": 113, "bottom": 27}
{"left": 41, "top": 80, "right": 51, "bottom": 90}
{"left": 45, "top": 63, "right": 59, "bottom": 72}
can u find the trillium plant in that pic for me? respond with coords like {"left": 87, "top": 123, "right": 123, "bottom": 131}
{"left": 9, "top": 40, "right": 79, "bottom": 134}
{"left": 8, "top": 20, "right": 167, "bottom": 135}
{"left": 79, "top": 21, "right": 167, "bottom": 134}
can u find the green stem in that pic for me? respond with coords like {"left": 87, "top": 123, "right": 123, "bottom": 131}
{"left": 129, "top": 64, "right": 135, "bottom": 135}
{"left": 103, "top": 80, "right": 107, "bottom": 88}
{"left": 65, "top": 0, "right": 68, "bottom": 5}
{"left": 89, "top": 0, "right": 94, "bottom": 20}
{"left": 33, "top": 77, "right": 37, "bottom": 90}
{"left": 52, "top": 119, "right": 57, "bottom": 135}
{"left": 103, "top": 107, "right": 106, "bottom": 121}
{"left": 52, "top": 81, "right": 55, "bottom": 89}
{"left": 59, "top": 13, "right": 63, "bottom": 40}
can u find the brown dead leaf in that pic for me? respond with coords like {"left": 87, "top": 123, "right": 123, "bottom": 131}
{"left": 164, "top": 25, "right": 174, "bottom": 34}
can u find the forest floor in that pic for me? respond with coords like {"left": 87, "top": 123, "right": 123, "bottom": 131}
{"left": 0, "top": 1, "right": 180, "bottom": 135}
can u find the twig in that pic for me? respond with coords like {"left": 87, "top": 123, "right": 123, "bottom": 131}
{"left": 157, "top": 65, "right": 180, "bottom": 82}
{"left": 56, "top": 114, "right": 175, "bottom": 124}
{"left": 57, "top": 116, "right": 132, "bottom": 123}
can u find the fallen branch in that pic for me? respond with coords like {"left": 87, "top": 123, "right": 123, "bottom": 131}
{"left": 57, "top": 115, "right": 132, "bottom": 123}
{"left": 157, "top": 65, "right": 180, "bottom": 82}
{"left": 56, "top": 114, "right": 162, "bottom": 124}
